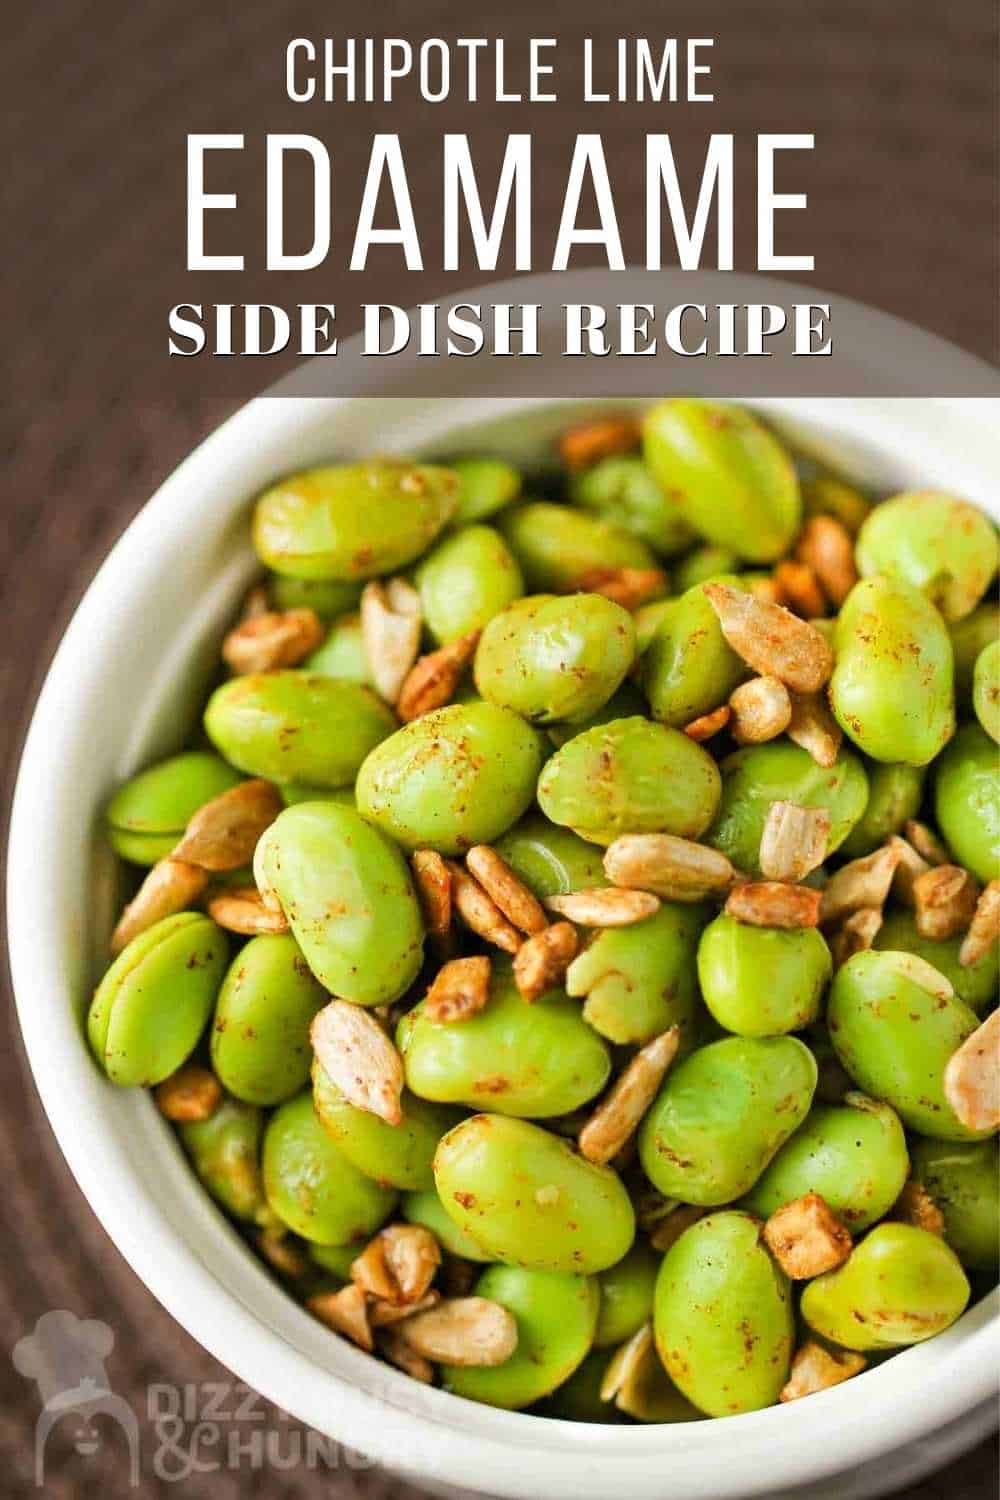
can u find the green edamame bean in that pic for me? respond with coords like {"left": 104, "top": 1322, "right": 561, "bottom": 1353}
{"left": 279, "top": 783, "right": 356, "bottom": 807}
{"left": 475, "top": 594, "right": 635, "bottom": 726}
{"left": 547, "top": 681, "right": 648, "bottom": 748}
{"left": 210, "top": 935, "right": 327, "bottom": 1105}
{"left": 839, "top": 762, "right": 926, "bottom": 857}
{"left": 356, "top": 701, "right": 545, "bottom": 854}
{"left": 498, "top": 502, "right": 657, "bottom": 592}
{"left": 874, "top": 909, "right": 998, "bottom": 1015}
{"left": 827, "top": 950, "right": 991, "bottom": 1141}
{"left": 414, "top": 525, "right": 524, "bottom": 643}
{"left": 638, "top": 1036, "right": 817, "bottom": 1204}
{"left": 800, "top": 1223, "right": 969, "bottom": 1351}
{"left": 639, "top": 580, "right": 748, "bottom": 727}
{"left": 313, "top": 1062, "right": 461, "bottom": 1191}
{"left": 262, "top": 1091, "right": 397, "bottom": 1244}
{"left": 830, "top": 577, "right": 955, "bottom": 766}
{"left": 252, "top": 461, "right": 459, "bottom": 580}
{"left": 254, "top": 801, "right": 424, "bottom": 1005}
{"left": 643, "top": 400, "right": 801, "bottom": 563}
{"left": 449, "top": 456, "right": 522, "bottom": 524}
{"left": 433, "top": 1114, "right": 635, "bottom": 1273}
{"left": 856, "top": 491, "right": 999, "bottom": 622}
{"left": 267, "top": 574, "right": 362, "bottom": 620}
{"left": 973, "top": 640, "right": 1000, "bottom": 744}
{"left": 742, "top": 1092, "right": 909, "bottom": 1230}
{"left": 88, "top": 913, "right": 228, "bottom": 1087}
{"left": 302, "top": 613, "right": 372, "bottom": 684}
{"left": 537, "top": 717, "right": 721, "bottom": 846}
{"left": 443, "top": 1265, "right": 599, "bottom": 1410}
{"left": 594, "top": 1242, "right": 660, "bottom": 1348}
{"left": 179, "top": 1097, "right": 269, "bottom": 1224}
{"left": 309, "top": 1240, "right": 367, "bottom": 1280}
{"left": 696, "top": 914, "right": 832, "bottom": 1037}
{"left": 599, "top": 1330, "right": 702, "bottom": 1423}
{"left": 492, "top": 814, "right": 607, "bottom": 898}
{"left": 402, "top": 1189, "right": 492, "bottom": 1261}
{"left": 801, "top": 473, "right": 871, "bottom": 534}
{"left": 565, "top": 902, "right": 709, "bottom": 1047}
{"left": 541, "top": 1349, "right": 621, "bottom": 1423}
{"left": 633, "top": 598, "right": 674, "bottom": 654}
{"left": 398, "top": 962, "right": 610, "bottom": 1118}
{"left": 933, "top": 722, "right": 999, "bottom": 884}
{"left": 909, "top": 1139, "right": 999, "bottom": 1270}
{"left": 105, "top": 752, "right": 243, "bottom": 865}
{"left": 708, "top": 741, "right": 869, "bottom": 874}
{"left": 568, "top": 455, "right": 694, "bottom": 556}
{"left": 672, "top": 545, "right": 740, "bottom": 593}
{"left": 950, "top": 605, "right": 1000, "bottom": 703}
{"left": 653, "top": 1211, "right": 793, "bottom": 1415}
{"left": 204, "top": 672, "right": 396, "bottom": 788}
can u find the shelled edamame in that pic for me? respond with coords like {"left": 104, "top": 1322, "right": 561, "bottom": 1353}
{"left": 90, "top": 402, "right": 997, "bottom": 1422}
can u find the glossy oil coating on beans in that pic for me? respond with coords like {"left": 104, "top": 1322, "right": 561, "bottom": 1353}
{"left": 211, "top": 934, "right": 328, "bottom": 1105}
{"left": 492, "top": 813, "right": 607, "bottom": 897}
{"left": 697, "top": 914, "right": 832, "bottom": 1037}
{"left": 89, "top": 913, "right": 229, "bottom": 1086}
{"left": 443, "top": 1265, "right": 600, "bottom": 1409}
{"left": 654, "top": 1212, "right": 794, "bottom": 1414}
{"left": 434, "top": 1114, "right": 636, "bottom": 1273}
{"left": 569, "top": 454, "right": 694, "bottom": 556}
{"left": 639, "top": 579, "right": 748, "bottom": 726}
{"left": 566, "top": 902, "right": 709, "bottom": 1046}
{"left": 873, "top": 909, "right": 999, "bottom": 1015}
{"left": 973, "top": 639, "right": 1000, "bottom": 744}
{"left": 709, "top": 741, "right": 868, "bottom": 874}
{"left": 742, "top": 1092, "right": 909, "bottom": 1230}
{"left": 800, "top": 1223, "right": 969, "bottom": 1351}
{"left": 205, "top": 672, "right": 396, "bottom": 787}
{"left": 474, "top": 594, "right": 635, "bottom": 725}
{"left": 638, "top": 1036, "right": 817, "bottom": 1204}
{"left": 933, "top": 722, "right": 1000, "bottom": 884}
{"left": 263, "top": 1091, "right": 398, "bottom": 1244}
{"left": 908, "top": 1139, "right": 1000, "bottom": 1270}
{"left": 415, "top": 524, "right": 524, "bottom": 644}
{"left": 830, "top": 576, "right": 955, "bottom": 766}
{"left": 498, "top": 501, "right": 656, "bottom": 591}
{"left": 313, "top": 1061, "right": 461, "bottom": 1191}
{"left": 398, "top": 961, "right": 611, "bottom": 1118}
{"left": 180, "top": 1097, "right": 269, "bottom": 1223}
{"left": 839, "top": 762, "right": 925, "bottom": 857}
{"left": 643, "top": 400, "right": 801, "bottom": 562}
{"left": 88, "top": 398, "right": 999, "bottom": 1423}
{"left": 106, "top": 751, "right": 244, "bottom": 864}
{"left": 855, "top": 491, "right": 999, "bottom": 622}
{"left": 253, "top": 460, "right": 459, "bottom": 579}
{"left": 356, "top": 701, "right": 546, "bottom": 854}
{"left": 538, "top": 717, "right": 721, "bottom": 846}
{"left": 827, "top": 951, "right": 990, "bottom": 1141}
{"left": 254, "top": 802, "right": 424, "bottom": 1005}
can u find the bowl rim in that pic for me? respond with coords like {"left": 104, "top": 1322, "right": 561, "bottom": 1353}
{"left": 7, "top": 392, "right": 1000, "bottom": 1500}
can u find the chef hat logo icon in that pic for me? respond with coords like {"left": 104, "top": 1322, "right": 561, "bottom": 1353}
{"left": 13, "top": 1310, "right": 140, "bottom": 1486}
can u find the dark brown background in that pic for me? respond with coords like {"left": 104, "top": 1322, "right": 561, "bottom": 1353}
{"left": 5, "top": 0, "right": 998, "bottom": 406}
{"left": 2, "top": 0, "right": 997, "bottom": 1494}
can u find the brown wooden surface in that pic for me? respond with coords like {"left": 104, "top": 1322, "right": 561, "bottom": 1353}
{"left": 6, "top": 0, "right": 999, "bottom": 405}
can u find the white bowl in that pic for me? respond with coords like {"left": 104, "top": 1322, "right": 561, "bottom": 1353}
{"left": 8, "top": 394, "right": 999, "bottom": 1500}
